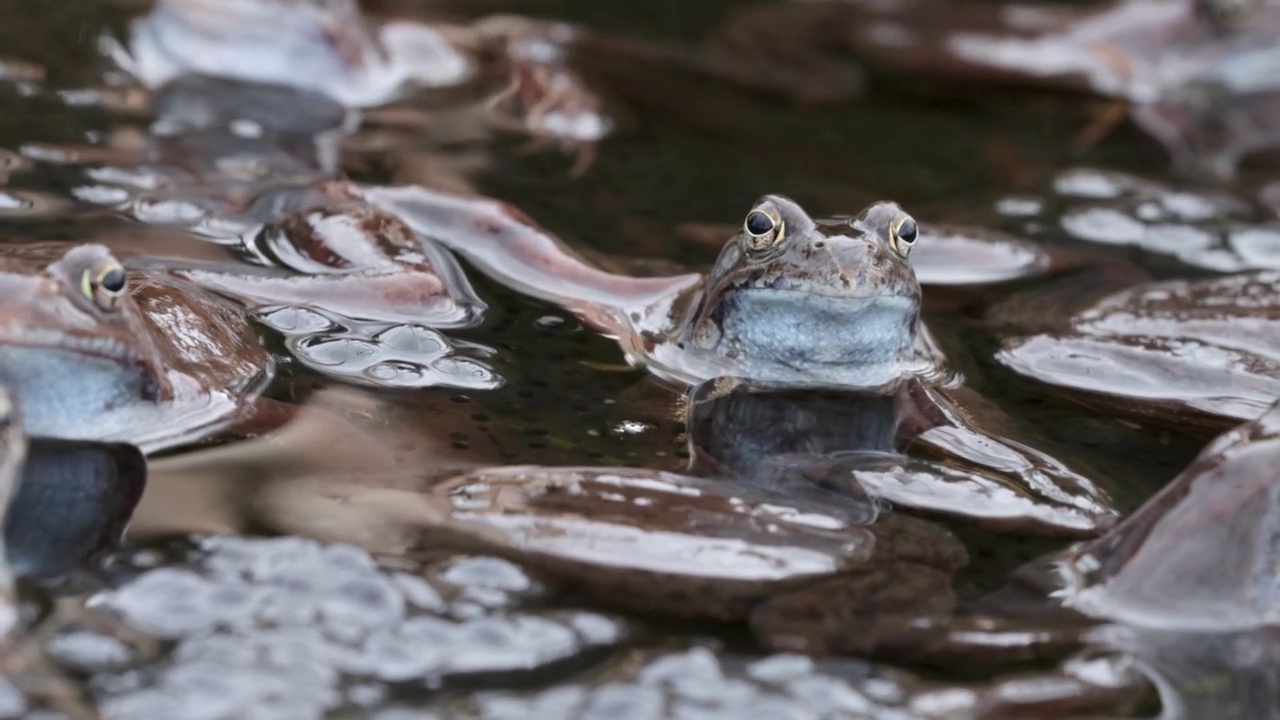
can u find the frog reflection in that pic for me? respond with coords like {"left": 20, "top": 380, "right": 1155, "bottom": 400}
{"left": 6, "top": 438, "right": 146, "bottom": 579}
{"left": 683, "top": 382, "right": 1108, "bottom": 535}
{"left": 0, "top": 381, "right": 147, "bottom": 581}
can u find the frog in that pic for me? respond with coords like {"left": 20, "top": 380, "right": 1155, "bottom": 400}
{"left": 1021, "top": 396, "right": 1280, "bottom": 717}
{"left": 991, "top": 268, "right": 1280, "bottom": 437}
{"left": 144, "top": 180, "right": 487, "bottom": 327}
{"left": 746, "top": 396, "right": 1280, "bottom": 717}
{"left": 673, "top": 215, "right": 1056, "bottom": 288}
{"left": 0, "top": 376, "right": 146, "bottom": 579}
{"left": 0, "top": 242, "right": 273, "bottom": 454}
{"left": 99, "top": 180, "right": 495, "bottom": 391}
{"left": 353, "top": 183, "right": 1119, "bottom": 535}
{"left": 0, "top": 386, "right": 20, "bottom": 640}
{"left": 708, "top": 0, "right": 1280, "bottom": 179}
{"left": 96, "top": 0, "right": 611, "bottom": 175}
{"left": 105, "top": 0, "right": 475, "bottom": 109}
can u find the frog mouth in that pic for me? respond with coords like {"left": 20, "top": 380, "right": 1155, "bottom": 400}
{"left": 734, "top": 287, "right": 919, "bottom": 305}
{"left": 0, "top": 326, "right": 148, "bottom": 372}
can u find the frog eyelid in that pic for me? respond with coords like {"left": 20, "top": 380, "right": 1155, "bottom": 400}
{"left": 79, "top": 268, "right": 93, "bottom": 301}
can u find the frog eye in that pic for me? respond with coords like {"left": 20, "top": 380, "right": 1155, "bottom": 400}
{"left": 81, "top": 261, "right": 128, "bottom": 312}
{"left": 889, "top": 214, "right": 918, "bottom": 256}
{"left": 743, "top": 207, "right": 784, "bottom": 251}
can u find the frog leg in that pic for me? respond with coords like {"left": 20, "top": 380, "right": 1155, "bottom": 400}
{"left": 138, "top": 390, "right": 401, "bottom": 538}
{"left": 895, "top": 378, "right": 1119, "bottom": 537}
{"left": 1132, "top": 92, "right": 1277, "bottom": 181}
{"left": 1071, "top": 42, "right": 1134, "bottom": 151}
{"left": 356, "top": 183, "right": 702, "bottom": 338}
{"left": 1072, "top": 98, "right": 1131, "bottom": 151}
{"left": 171, "top": 264, "right": 484, "bottom": 328}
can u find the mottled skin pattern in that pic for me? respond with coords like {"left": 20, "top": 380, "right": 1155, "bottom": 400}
{"left": 680, "top": 196, "right": 927, "bottom": 389}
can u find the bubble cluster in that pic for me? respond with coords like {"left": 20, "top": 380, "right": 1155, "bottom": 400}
{"left": 87, "top": 537, "right": 626, "bottom": 720}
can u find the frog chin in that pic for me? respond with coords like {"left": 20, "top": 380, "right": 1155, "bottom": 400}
{"left": 0, "top": 342, "right": 158, "bottom": 440}
{"left": 691, "top": 288, "right": 921, "bottom": 390}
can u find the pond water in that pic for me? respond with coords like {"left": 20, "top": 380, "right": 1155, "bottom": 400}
{"left": 0, "top": 0, "right": 1277, "bottom": 718}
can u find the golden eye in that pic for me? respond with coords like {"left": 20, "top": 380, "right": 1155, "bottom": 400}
{"left": 81, "top": 261, "right": 128, "bottom": 312}
{"left": 743, "top": 207, "right": 784, "bottom": 251}
{"left": 889, "top": 214, "right": 918, "bottom": 256}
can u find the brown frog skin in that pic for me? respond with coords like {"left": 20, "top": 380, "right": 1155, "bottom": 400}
{"left": 354, "top": 183, "right": 1117, "bottom": 536}
{"left": 0, "top": 242, "right": 273, "bottom": 454}
{"left": 749, "top": 395, "right": 1280, "bottom": 718}
{"left": 711, "top": 0, "right": 1280, "bottom": 179}
{"left": 992, "top": 269, "right": 1280, "bottom": 437}
{"left": 160, "top": 181, "right": 487, "bottom": 329}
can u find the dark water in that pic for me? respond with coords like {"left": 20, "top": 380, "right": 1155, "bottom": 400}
{"left": 0, "top": 0, "right": 1262, "bottom": 718}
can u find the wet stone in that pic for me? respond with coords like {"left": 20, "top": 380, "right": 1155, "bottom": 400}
{"left": 87, "top": 537, "right": 627, "bottom": 720}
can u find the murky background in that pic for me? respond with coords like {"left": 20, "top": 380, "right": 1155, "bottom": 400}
{"left": 1, "top": 0, "right": 1279, "bottom": 717}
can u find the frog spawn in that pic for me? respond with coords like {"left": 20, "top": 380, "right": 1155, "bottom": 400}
{"left": 1005, "top": 167, "right": 1280, "bottom": 272}
{"left": 257, "top": 306, "right": 501, "bottom": 391}
{"left": 41, "top": 536, "right": 1140, "bottom": 720}
{"left": 82, "top": 537, "right": 625, "bottom": 720}
{"left": 176, "top": 194, "right": 500, "bottom": 391}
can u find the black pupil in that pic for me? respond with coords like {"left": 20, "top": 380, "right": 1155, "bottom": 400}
{"left": 898, "top": 217, "right": 918, "bottom": 244}
{"left": 745, "top": 210, "right": 774, "bottom": 236}
{"left": 99, "top": 267, "right": 126, "bottom": 293}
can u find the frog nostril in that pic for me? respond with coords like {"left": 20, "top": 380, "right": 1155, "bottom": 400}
{"left": 813, "top": 240, "right": 827, "bottom": 250}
